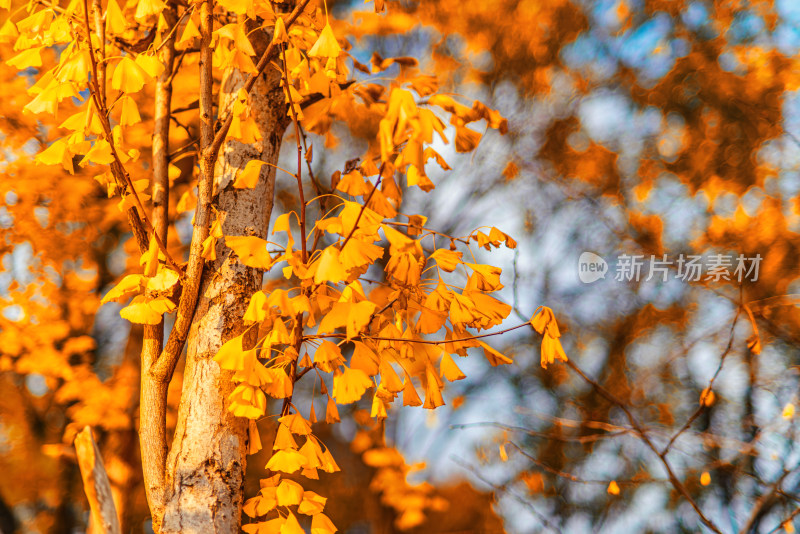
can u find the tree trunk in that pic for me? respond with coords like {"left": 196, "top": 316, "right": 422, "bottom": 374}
{"left": 159, "top": 66, "right": 287, "bottom": 533}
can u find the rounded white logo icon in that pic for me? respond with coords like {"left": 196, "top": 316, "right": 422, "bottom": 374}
{"left": 578, "top": 252, "right": 608, "bottom": 283}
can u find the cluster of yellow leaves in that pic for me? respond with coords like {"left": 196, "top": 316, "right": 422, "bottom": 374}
{"left": 241, "top": 413, "right": 339, "bottom": 533}
{"left": 0, "top": 0, "right": 562, "bottom": 530}
{"left": 101, "top": 242, "right": 180, "bottom": 325}
{"left": 353, "top": 425, "right": 448, "bottom": 530}
{"left": 530, "top": 306, "right": 567, "bottom": 368}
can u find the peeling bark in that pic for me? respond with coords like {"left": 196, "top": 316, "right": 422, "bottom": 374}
{"left": 159, "top": 65, "right": 287, "bottom": 533}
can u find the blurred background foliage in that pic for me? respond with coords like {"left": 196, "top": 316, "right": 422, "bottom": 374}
{"left": 1, "top": 0, "right": 800, "bottom": 532}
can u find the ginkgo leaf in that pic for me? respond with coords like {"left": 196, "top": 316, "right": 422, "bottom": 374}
{"left": 311, "top": 512, "right": 338, "bottom": 534}
{"left": 314, "top": 247, "right": 349, "bottom": 285}
{"left": 248, "top": 419, "right": 262, "bottom": 455}
{"left": 351, "top": 341, "right": 379, "bottom": 376}
{"left": 478, "top": 341, "right": 513, "bottom": 366}
{"left": 263, "top": 368, "right": 293, "bottom": 398}
{"left": 146, "top": 268, "right": 179, "bottom": 291}
{"left": 112, "top": 57, "right": 149, "bottom": 93}
{"left": 278, "top": 412, "right": 312, "bottom": 435}
{"left": 371, "top": 392, "right": 388, "bottom": 419}
{"left": 308, "top": 23, "right": 342, "bottom": 58}
{"left": 35, "top": 138, "right": 73, "bottom": 173}
{"left": 226, "top": 235, "right": 272, "bottom": 268}
{"left": 229, "top": 383, "right": 267, "bottom": 419}
{"left": 272, "top": 424, "right": 298, "bottom": 450}
{"left": 325, "top": 395, "right": 340, "bottom": 423}
{"left": 540, "top": 332, "right": 567, "bottom": 369}
{"left": 423, "top": 365, "right": 445, "bottom": 409}
{"left": 273, "top": 17, "right": 288, "bottom": 44}
{"left": 429, "top": 249, "right": 463, "bottom": 272}
{"left": 102, "top": 274, "right": 144, "bottom": 304}
{"left": 213, "top": 334, "right": 245, "bottom": 371}
{"left": 298, "top": 491, "right": 327, "bottom": 515}
{"left": 455, "top": 126, "right": 482, "bottom": 152}
{"left": 233, "top": 160, "right": 267, "bottom": 189}
{"left": 177, "top": 17, "right": 201, "bottom": 46}
{"left": 276, "top": 479, "right": 304, "bottom": 507}
{"left": 118, "top": 95, "right": 142, "bottom": 126}
{"left": 333, "top": 366, "right": 372, "bottom": 404}
{"left": 134, "top": 0, "right": 165, "bottom": 21}
{"left": 0, "top": 19, "right": 19, "bottom": 43}
{"left": 402, "top": 374, "right": 422, "bottom": 407}
{"left": 314, "top": 340, "right": 344, "bottom": 373}
{"left": 339, "top": 239, "right": 383, "bottom": 271}
{"left": 120, "top": 296, "right": 175, "bottom": 324}
{"left": 80, "top": 139, "right": 116, "bottom": 166}
{"left": 6, "top": 47, "right": 43, "bottom": 69}
{"left": 266, "top": 448, "right": 308, "bottom": 474}
{"left": 135, "top": 54, "right": 165, "bottom": 78}
{"left": 106, "top": 0, "right": 128, "bottom": 34}
{"left": 440, "top": 352, "right": 466, "bottom": 381}
{"left": 243, "top": 291, "right": 267, "bottom": 323}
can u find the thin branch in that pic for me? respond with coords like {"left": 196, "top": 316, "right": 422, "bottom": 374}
{"left": 139, "top": 0, "right": 177, "bottom": 521}
{"left": 303, "top": 321, "right": 532, "bottom": 345}
{"left": 565, "top": 359, "right": 724, "bottom": 534}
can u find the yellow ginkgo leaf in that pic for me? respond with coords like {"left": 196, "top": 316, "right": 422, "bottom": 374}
{"left": 266, "top": 448, "right": 307, "bottom": 474}
{"left": 276, "top": 479, "right": 304, "bottom": 507}
{"left": 783, "top": 403, "right": 795, "bottom": 419}
{"left": 35, "top": 138, "right": 73, "bottom": 173}
{"left": 608, "top": 480, "right": 620, "bottom": 495}
{"left": 308, "top": 23, "right": 342, "bottom": 58}
{"left": 177, "top": 17, "right": 200, "bottom": 46}
{"left": 478, "top": 341, "right": 513, "bottom": 366}
{"left": 6, "top": 47, "right": 43, "bottom": 69}
{"left": 243, "top": 291, "right": 267, "bottom": 323}
{"left": 106, "top": 0, "right": 128, "bottom": 35}
{"left": 120, "top": 295, "right": 175, "bottom": 324}
{"left": 135, "top": 53, "right": 165, "bottom": 78}
{"left": 229, "top": 383, "right": 267, "bottom": 419}
{"left": 118, "top": 95, "right": 141, "bottom": 126}
{"left": 134, "top": 0, "right": 165, "bottom": 22}
{"left": 272, "top": 17, "right": 288, "bottom": 44}
{"left": 429, "top": 249, "right": 463, "bottom": 272}
{"left": 332, "top": 366, "right": 372, "bottom": 404}
{"left": 225, "top": 235, "right": 272, "bottom": 268}
{"left": 213, "top": 335, "right": 245, "bottom": 371}
{"left": 0, "top": 19, "right": 19, "bottom": 44}
{"left": 440, "top": 353, "right": 466, "bottom": 382}
{"left": 233, "top": 160, "right": 267, "bottom": 189}
{"left": 146, "top": 268, "right": 179, "bottom": 291}
{"left": 101, "top": 274, "right": 144, "bottom": 304}
{"left": 279, "top": 412, "right": 312, "bottom": 435}
{"left": 80, "top": 139, "right": 116, "bottom": 166}
{"left": 111, "top": 56, "right": 149, "bottom": 93}
{"left": 298, "top": 491, "right": 327, "bottom": 516}
{"left": 314, "top": 246, "right": 349, "bottom": 285}
{"left": 311, "top": 512, "right": 337, "bottom": 534}
{"left": 402, "top": 374, "right": 422, "bottom": 407}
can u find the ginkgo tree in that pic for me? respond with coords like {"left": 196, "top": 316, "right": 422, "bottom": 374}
{"left": 0, "top": 0, "right": 567, "bottom": 532}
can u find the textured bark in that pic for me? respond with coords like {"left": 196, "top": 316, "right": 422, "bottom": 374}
{"left": 159, "top": 65, "right": 287, "bottom": 533}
